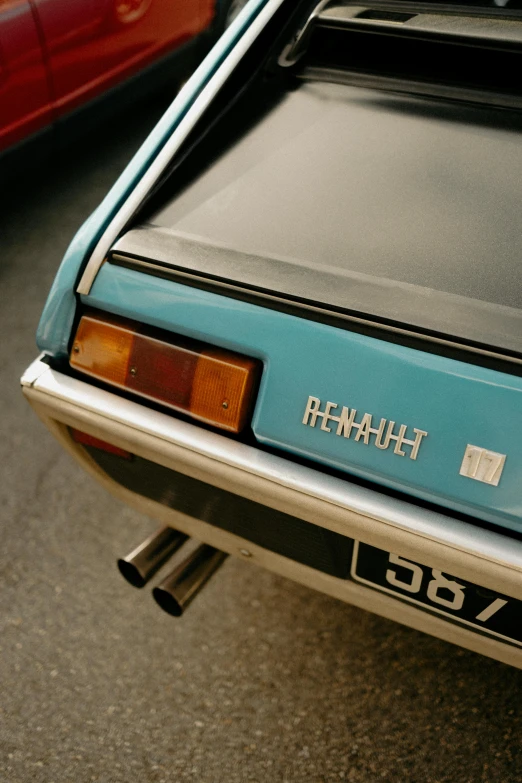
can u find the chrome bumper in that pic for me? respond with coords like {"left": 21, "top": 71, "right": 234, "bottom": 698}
{"left": 22, "top": 356, "right": 522, "bottom": 667}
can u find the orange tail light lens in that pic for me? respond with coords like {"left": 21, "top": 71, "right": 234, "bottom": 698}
{"left": 70, "top": 312, "right": 260, "bottom": 433}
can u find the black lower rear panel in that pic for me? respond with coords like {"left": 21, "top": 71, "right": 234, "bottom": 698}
{"left": 85, "top": 446, "right": 354, "bottom": 578}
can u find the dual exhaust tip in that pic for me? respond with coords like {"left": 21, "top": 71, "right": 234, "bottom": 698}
{"left": 117, "top": 527, "right": 227, "bottom": 617}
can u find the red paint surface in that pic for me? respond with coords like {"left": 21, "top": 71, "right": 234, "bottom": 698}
{"left": 71, "top": 427, "right": 133, "bottom": 459}
{"left": 0, "top": 0, "right": 216, "bottom": 152}
{"left": 0, "top": 0, "right": 52, "bottom": 150}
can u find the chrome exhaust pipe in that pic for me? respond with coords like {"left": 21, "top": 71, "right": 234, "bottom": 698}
{"left": 152, "top": 544, "right": 228, "bottom": 617}
{"left": 118, "top": 527, "right": 188, "bottom": 588}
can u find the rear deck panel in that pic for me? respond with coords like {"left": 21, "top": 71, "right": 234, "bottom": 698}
{"left": 84, "top": 262, "right": 522, "bottom": 532}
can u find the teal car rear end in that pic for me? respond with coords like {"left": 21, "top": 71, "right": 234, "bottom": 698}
{"left": 23, "top": 0, "right": 522, "bottom": 666}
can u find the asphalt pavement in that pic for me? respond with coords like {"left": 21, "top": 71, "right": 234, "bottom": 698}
{"left": 1, "top": 99, "right": 522, "bottom": 783}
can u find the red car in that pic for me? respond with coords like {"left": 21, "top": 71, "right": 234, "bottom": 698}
{"left": 0, "top": 0, "right": 243, "bottom": 158}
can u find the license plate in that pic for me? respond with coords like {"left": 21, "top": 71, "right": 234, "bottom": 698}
{"left": 351, "top": 541, "right": 522, "bottom": 647}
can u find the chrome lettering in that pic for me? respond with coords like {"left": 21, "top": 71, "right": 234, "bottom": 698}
{"left": 410, "top": 429, "right": 428, "bottom": 461}
{"left": 371, "top": 417, "right": 388, "bottom": 448}
{"left": 302, "top": 396, "right": 428, "bottom": 461}
{"left": 375, "top": 420, "right": 396, "bottom": 450}
{"left": 392, "top": 424, "right": 408, "bottom": 456}
{"left": 302, "top": 396, "right": 322, "bottom": 427}
{"left": 320, "top": 401, "right": 339, "bottom": 432}
{"left": 336, "top": 406, "right": 357, "bottom": 438}
{"left": 354, "top": 413, "right": 373, "bottom": 445}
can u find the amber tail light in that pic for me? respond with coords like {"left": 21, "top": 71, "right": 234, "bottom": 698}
{"left": 70, "top": 312, "right": 260, "bottom": 433}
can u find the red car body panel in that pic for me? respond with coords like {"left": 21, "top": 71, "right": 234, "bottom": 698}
{"left": 0, "top": 0, "right": 52, "bottom": 151}
{"left": 0, "top": 0, "right": 216, "bottom": 153}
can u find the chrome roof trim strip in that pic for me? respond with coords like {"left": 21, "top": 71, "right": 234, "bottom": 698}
{"left": 76, "top": 0, "right": 287, "bottom": 297}
{"left": 22, "top": 357, "right": 522, "bottom": 599}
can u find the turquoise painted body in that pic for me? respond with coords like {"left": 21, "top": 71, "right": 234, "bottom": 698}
{"left": 35, "top": 0, "right": 272, "bottom": 359}
{"left": 34, "top": 0, "right": 521, "bottom": 535}
{"left": 85, "top": 263, "right": 522, "bottom": 533}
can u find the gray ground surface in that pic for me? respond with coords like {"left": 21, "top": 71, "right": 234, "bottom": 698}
{"left": 1, "top": 100, "right": 522, "bottom": 783}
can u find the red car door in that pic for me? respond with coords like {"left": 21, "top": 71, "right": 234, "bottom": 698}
{"left": 32, "top": 0, "right": 211, "bottom": 119}
{"left": 0, "top": 0, "right": 51, "bottom": 153}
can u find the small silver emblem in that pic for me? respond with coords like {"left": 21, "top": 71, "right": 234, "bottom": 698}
{"left": 459, "top": 444, "right": 506, "bottom": 487}
{"left": 301, "top": 395, "right": 428, "bottom": 461}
